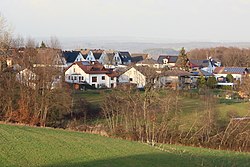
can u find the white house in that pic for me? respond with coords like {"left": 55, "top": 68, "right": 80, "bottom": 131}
{"left": 65, "top": 61, "right": 118, "bottom": 89}
{"left": 119, "top": 66, "right": 191, "bottom": 89}
{"left": 119, "top": 66, "right": 161, "bottom": 88}
{"left": 136, "top": 58, "right": 160, "bottom": 68}
{"left": 157, "top": 55, "right": 178, "bottom": 68}
{"left": 62, "top": 51, "right": 85, "bottom": 67}
{"left": 213, "top": 67, "right": 249, "bottom": 86}
{"left": 86, "top": 50, "right": 104, "bottom": 62}
{"left": 113, "top": 51, "right": 132, "bottom": 65}
{"left": 189, "top": 57, "right": 221, "bottom": 74}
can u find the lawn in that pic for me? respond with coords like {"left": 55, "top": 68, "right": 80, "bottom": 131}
{"left": 73, "top": 89, "right": 250, "bottom": 129}
{"left": 0, "top": 124, "right": 249, "bottom": 167}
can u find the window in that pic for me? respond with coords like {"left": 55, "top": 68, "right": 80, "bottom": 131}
{"left": 92, "top": 76, "right": 97, "bottom": 82}
{"left": 102, "top": 76, "right": 105, "bottom": 80}
{"left": 79, "top": 76, "right": 81, "bottom": 81}
{"left": 68, "top": 76, "right": 71, "bottom": 80}
{"left": 74, "top": 76, "right": 77, "bottom": 80}
{"left": 111, "top": 77, "right": 114, "bottom": 80}
{"left": 111, "top": 83, "right": 114, "bottom": 88}
{"left": 129, "top": 78, "right": 133, "bottom": 82}
{"left": 73, "top": 68, "right": 76, "bottom": 72}
{"left": 82, "top": 76, "right": 84, "bottom": 80}
{"left": 71, "top": 76, "right": 74, "bottom": 80}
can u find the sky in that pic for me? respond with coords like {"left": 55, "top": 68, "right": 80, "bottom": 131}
{"left": 0, "top": 0, "right": 250, "bottom": 42}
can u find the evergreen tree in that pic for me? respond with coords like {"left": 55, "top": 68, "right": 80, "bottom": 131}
{"left": 197, "top": 76, "right": 206, "bottom": 88}
{"left": 206, "top": 76, "right": 217, "bottom": 88}
{"left": 176, "top": 47, "right": 189, "bottom": 71}
{"left": 226, "top": 74, "right": 234, "bottom": 83}
{"left": 40, "top": 41, "right": 46, "bottom": 48}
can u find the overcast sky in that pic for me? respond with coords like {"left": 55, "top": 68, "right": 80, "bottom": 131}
{"left": 1, "top": 0, "right": 250, "bottom": 42}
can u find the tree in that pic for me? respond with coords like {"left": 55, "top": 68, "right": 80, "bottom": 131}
{"left": 197, "top": 76, "right": 206, "bottom": 88}
{"left": 49, "top": 36, "right": 61, "bottom": 49}
{"left": 40, "top": 41, "right": 46, "bottom": 48}
{"left": 176, "top": 47, "right": 189, "bottom": 71}
{"left": 0, "top": 13, "right": 12, "bottom": 49}
{"left": 226, "top": 74, "right": 234, "bottom": 83}
{"left": 206, "top": 76, "right": 217, "bottom": 89}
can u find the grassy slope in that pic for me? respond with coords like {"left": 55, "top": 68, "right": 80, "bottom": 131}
{"left": 0, "top": 124, "right": 249, "bottom": 167}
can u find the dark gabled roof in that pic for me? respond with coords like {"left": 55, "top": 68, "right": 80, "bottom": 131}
{"left": 62, "top": 51, "right": 81, "bottom": 63}
{"left": 214, "top": 67, "right": 248, "bottom": 74}
{"left": 131, "top": 53, "right": 149, "bottom": 60}
{"left": 118, "top": 52, "right": 132, "bottom": 63}
{"left": 189, "top": 59, "right": 220, "bottom": 68}
{"left": 131, "top": 56, "right": 143, "bottom": 63}
{"left": 137, "top": 58, "right": 158, "bottom": 64}
{"left": 157, "top": 55, "right": 178, "bottom": 64}
{"left": 92, "top": 50, "right": 104, "bottom": 59}
{"left": 189, "top": 59, "right": 209, "bottom": 68}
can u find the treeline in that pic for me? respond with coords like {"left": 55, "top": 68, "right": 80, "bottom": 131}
{"left": 102, "top": 85, "right": 250, "bottom": 152}
{"left": 189, "top": 47, "right": 250, "bottom": 67}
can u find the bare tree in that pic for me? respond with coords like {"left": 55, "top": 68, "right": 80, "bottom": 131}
{"left": 49, "top": 36, "right": 61, "bottom": 49}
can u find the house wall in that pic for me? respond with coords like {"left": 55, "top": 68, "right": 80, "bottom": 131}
{"left": 214, "top": 74, "right": 242, "bottom": 82}
{"left": 86, "top": 51, "right": 96, "bottom": 61}
{"left": 119, "top": 67, "right": 146, "bottom": 88}
{"left": 113, "top": 53, "right": 122, "bottom": 65}
{"left": 136, "top": 63, "right": 160, "bottom": 68}
{"left": 75, "top": 53, "right": 85, "bottom": 62}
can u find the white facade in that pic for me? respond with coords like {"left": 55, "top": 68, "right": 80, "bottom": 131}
{"left": 214, "top": 73, "right": 242, "bottom": 82}
{"left": 86, "top": 51, "right": 96, "bottom": 61}
{"left": 119, "top": 67, "right": 146, "bottom": 88}
{"left": 113, "top": 52, "right": 122, "bottom": 65}
{"left": 98, "top": 51, "right": 108, "bottom": 65}
{"left": 65, "top": 63, "right": 117, "bottom": 88}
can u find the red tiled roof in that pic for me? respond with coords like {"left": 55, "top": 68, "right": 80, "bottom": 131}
{"left": 67, "top": 61, "right": 117, "bottom": 76}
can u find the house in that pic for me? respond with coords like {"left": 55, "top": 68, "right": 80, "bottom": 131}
{"left": 16, "top": 67, "right": 62, "bottom": 90}
{"left": 34, "top": 48, "right": 67, "bottom": 70}
{"left": 98, "top": 50, "right": 115, "bottom": 65}
{"left": 160, "top": 69, "right": 192, "bottom": 90}
{"left": 131, "top": 53, "right": 149, "bottom": 63}
{"left": 189, "top": 57, "right": 221, "bottom": 74}
{"left": 119, "top": 66, "right": 191, "bottom": 89}
{"left": 118, "top": 66, "right": 161, "bottom": 88}
{"left": 62, "top": 51, "right": 85, "bottom": 66}
{"left": 86, "top": 49, "right": 104, "bottom": 62}
{"left": 157, "top": 55, "right": 178, "bottom": 68}
{"left": 113, "top": 51, "right": 132, "bottom": 65}
{"left": 131, "top": 53, "right": 149, "bottom": 60}
{"left": 65, "top": 61, "right": 118, "bottom": 89}
{"left": 16, "top": 68, "right": 37, "bottom": 89}
{"left": 213, "top": 67, "right": 249, "bottom": 86}
{"left": 136, "top": 58, "right": 160, "bottom": 68}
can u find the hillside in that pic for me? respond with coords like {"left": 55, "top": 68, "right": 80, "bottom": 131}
{"left": 0, "top": 124, "right": 249, "bottom": 167}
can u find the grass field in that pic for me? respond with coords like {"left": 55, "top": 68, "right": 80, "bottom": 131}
{"left": 73, "top": 89, "right": 250, "bottom": 128}
{"left": 0, "top": 124, "right": 249, "bottom": 167}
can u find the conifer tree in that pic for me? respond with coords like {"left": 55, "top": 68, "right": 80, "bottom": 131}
{"left": 40, "top": 41, "right": 46, "bottom": 48}
{"left": 176, "top": 47, "right": 189, "bottom": 71}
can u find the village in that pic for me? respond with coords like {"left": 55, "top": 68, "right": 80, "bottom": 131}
{"left": 0, "top": 0, "right": 250, "bottom": 166}
{"left": 2, "top": 44, "right": 249, "bottom": 100}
